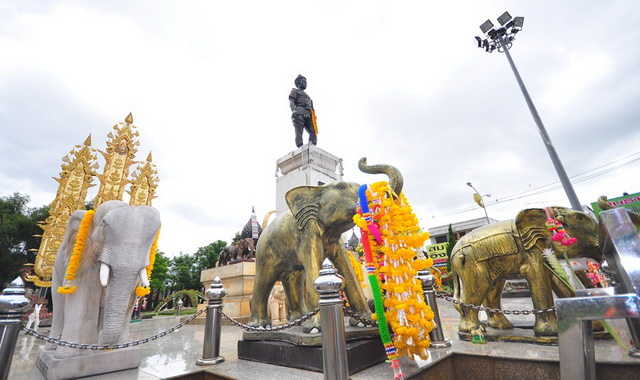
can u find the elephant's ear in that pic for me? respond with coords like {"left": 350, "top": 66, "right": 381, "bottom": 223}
{"left": 285, "top": 186, "right": 321, "bottom": 230}
{"left": 515, "top": 209, "right": 551, "bottom": 251}
{"left": 58, "top": 210, "right": 87, "bottom": 260}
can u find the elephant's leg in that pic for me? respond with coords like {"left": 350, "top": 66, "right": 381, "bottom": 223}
{"left": 332, "top": 250, "right": 370, "bottom": 327}
{"left": 45, "top": 291, "right": 64, "bottom": 351}
{"left": 456, "top": 268, "right": 491, "bottom": 333}
{"left": 248, "top": 263, "right": 277, "bottom": 327}
{"left": 302, "top": 249, "right": 323, "bottom": 333}
{"left": 523, "top": 259, "right": 557, "bottom": 336}
{"left": 282, "top": 270, "right": 305, "bottom": 320}
{"left": 484, "top": 280, "right": 513, "bottom": 330}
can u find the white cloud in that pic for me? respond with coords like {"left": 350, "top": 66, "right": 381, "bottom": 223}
{"left": 1, "top": 0, "right": 639, "bottom": 256}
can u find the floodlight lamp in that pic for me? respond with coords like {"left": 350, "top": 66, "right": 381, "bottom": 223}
{"left": 479, "top": 20, "right": 494, "bottom": 34}
{"left": 475, "top": 36, "right": 483, "bottom": 48}
{"left": 497, "top": 11, "right": 512, "bottom": 26}
{"left": 513, "top": 16, "right": 524, "bottom": 28}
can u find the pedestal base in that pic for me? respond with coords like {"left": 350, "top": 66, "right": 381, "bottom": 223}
{"left": 36, "top": 346, "right": 141, "bottom": 380}
{"left": 238, "top": 338, "right": 385, "bottom": 374}
{"left": 200, "top": 261, "right": 255, "bottom": 322}
{"left": 458, "top": 326, "right": 611, "bottom": 345}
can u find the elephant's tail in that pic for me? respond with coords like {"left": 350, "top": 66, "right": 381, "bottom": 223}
{"left": 451, "top": 253, "right": 461, "bottom": 301}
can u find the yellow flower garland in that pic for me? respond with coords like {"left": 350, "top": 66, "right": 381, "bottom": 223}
{"left": 58, "top": 210, "right": 95, "bottom": 294}
{"left": 347, "top": 250, "right": 367, "bottom": 289}
{"left": 353, "top": 181, "right": 435, "bottom": 360}
{"left": 136, "top": 228, "right": 161, "bottom": 297}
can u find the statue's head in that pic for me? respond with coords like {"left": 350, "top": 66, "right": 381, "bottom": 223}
{"left": 295, "top": 74, "right": 307, "bottom": 89}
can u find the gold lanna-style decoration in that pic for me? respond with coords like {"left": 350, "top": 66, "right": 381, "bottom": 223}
{"left": 25, "top": 113, "right": 159, "bottom": 287}
{"left": 127, "top": 152, "right": 159, "bottom": 207}
{"left": 93, "top": 113, "right": 140, "bottom": 208}
{"left": 26, "top": 136, "right": 98, "bottom": 287}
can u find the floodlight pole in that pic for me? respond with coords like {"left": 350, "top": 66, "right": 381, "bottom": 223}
{"left": 499, "top": 39, "right": 582, "bottom": 211}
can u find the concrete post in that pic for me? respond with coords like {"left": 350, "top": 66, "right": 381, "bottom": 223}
{"left": 314, "top": 258, "right": 349, "bottom": 380}
{"left": 0, "top": 277, "right": 33, "bottom": 380}
{"left": 196, "top": 277, "right": 227, "bottom": 366}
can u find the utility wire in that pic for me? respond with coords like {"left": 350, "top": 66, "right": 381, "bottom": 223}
{"left": 436, "top": 150, "right": 640, "bottom": 218}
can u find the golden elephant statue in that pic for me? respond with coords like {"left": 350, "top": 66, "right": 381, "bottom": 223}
{"left": 248, "top": 157, "right": 403, "bottom": 332}
{"left": 451, "top": 206, "right": 608, "bottom": 337}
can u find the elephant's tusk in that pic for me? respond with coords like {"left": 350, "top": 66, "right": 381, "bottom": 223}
{"left": 139, "top": 268, "right": 150, "bottom": 288}
{"left": 100, "top": 263, "right": 111, "bottom": 287}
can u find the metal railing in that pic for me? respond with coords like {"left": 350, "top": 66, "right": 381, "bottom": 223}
{"left": 556, "top": 208, "right": 640, "bottom": 380}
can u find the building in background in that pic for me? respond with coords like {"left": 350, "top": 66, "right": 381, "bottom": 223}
{"left": 427, "top": 216, "right": 499, "bottom": 245}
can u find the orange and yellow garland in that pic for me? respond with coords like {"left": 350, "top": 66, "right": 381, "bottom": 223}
{"left": 136, "top": 228, "right": 161, "bottom": 296}
{"left": 354, "top": 181, "right": 435, "bottom": 377}
{"left": 58, "top": 210, "right": 95, "bottom": 294}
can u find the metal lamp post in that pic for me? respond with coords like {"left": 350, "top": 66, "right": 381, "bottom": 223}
{"left": 467, "top": 182, "right": 491, "bottom": 224}
{"left": 474, "top": 11, "right": 583, "bottom": 212}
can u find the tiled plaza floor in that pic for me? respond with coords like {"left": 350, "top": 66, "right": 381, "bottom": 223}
{"left": 8, "top": 296, "right": 640, "bottom": 379}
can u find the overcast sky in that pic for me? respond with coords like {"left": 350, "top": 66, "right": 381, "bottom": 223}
{"left": 2, "top": 1, "right": 639, "bottom": 257}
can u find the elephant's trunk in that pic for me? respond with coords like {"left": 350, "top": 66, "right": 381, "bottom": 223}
{"left": 99, "top": 269, "right": 139, "bottom": 345}
{"left": 598, "top": 195, "right": 640, "bottom": 226}
{"left": 358, "top": 157, "right": 404, "bottom": 195}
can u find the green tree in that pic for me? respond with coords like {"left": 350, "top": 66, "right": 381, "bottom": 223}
{"left": 231, "top": 232, "right": 242, "bottom": 245}
{"left": 149, "top": 250, "right": 170, "bottom": 290}
{"left": 445, "top": 224, "right": 457, "bottom": 274}
{"left": 0, "top": 193, "right": 50, "bottom": 287}
{"left": 194, "top": 240, "right": 226, "bottom": 270}
{"left": 169, "top": 253, "right": 200, "bottom": 291}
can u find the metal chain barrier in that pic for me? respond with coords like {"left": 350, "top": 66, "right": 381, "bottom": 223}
{"left": 342, "top": 306, "right": 377, "bottom": 327}
{"left": 435, "top": 290, "right": 556, "bottom": 315}
{"left": 220, "top": 308, "right": 320, "bottom": 332}
{"left": 21, "top": 309, "right": 206, "bottom": 350}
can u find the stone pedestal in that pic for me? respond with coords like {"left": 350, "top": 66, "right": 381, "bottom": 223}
{"left": 37, "top": 346, "right": 141, "bottom": 380}
{"left": 275, "top": 144, "right": 343, "bottom": 214}
{"left": 200, "top": 261, "right": 255, "bottom": 323}
{"left": 239, "top": 323, "right": 385, "bottom": 374}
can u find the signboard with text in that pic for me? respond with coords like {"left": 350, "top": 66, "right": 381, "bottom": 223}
{"left": 591, "top": 192, "right": 640, "bottom": 219}
{"left": 424, "top": 243, "right": 449, "bottom": 277}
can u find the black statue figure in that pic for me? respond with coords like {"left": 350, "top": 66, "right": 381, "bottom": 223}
{"left": 289, "top": 74, "right": 317, "bottom": 148}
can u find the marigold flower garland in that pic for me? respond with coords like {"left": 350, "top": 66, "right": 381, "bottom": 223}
{"left": 136, "top": 228, "right": 161, "bottom": 297}
{"left": 58, "top": 210, "right": 95, "bottom": 294}
{"left": 354, "top": 181, "right": 434, "bottom": 379}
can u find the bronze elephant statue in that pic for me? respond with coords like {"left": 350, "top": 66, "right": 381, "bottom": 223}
{"left": 233, "top": 237, "right": 256, "bottom": 261}
{"left": 217, "top": 238, "right": 256, "bottom": 267}
{"left": 451, "top": 206, "right": 608, "bottom": 337}
{"left": 217, "top": 246, "right": 233, "bottom": 267}
{"left": 248, "top": 157, "right": 403, "bottom": 332}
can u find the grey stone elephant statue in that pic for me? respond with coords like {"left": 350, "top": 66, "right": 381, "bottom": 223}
{"left": 45, "top": 200, "right": 161, "bottom": 358}
{"left": 451, "top": 206, "right": 606, "bottom": 337}
{"left": 248, "top": 157, "right": 403, "bottom": 332}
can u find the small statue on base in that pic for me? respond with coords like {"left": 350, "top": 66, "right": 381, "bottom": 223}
{"left": 289, "top": 74, "right": 318, "bottom": 148}
{"left": 268, "top": 282, "right": 288, "bottom": 326}
{"left": 25, "top": 304, "right": 42, "bottom": 331}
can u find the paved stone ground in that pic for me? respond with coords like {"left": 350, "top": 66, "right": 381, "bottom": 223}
{"left": 8, "top": 296, "right": 640, "bottom": 379}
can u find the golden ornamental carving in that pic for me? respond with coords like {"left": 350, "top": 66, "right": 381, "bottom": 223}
{"left": 128, "top": 152, "right": 159, "bottom": 206}
{"left": 93, "top": 113, "right": 140, "bottom": 208}
{"left": 26, "top": 114, "right": 159, "bottom": 287}
{"left": 27, "top": 136, "right": 97, "bottom": 286}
